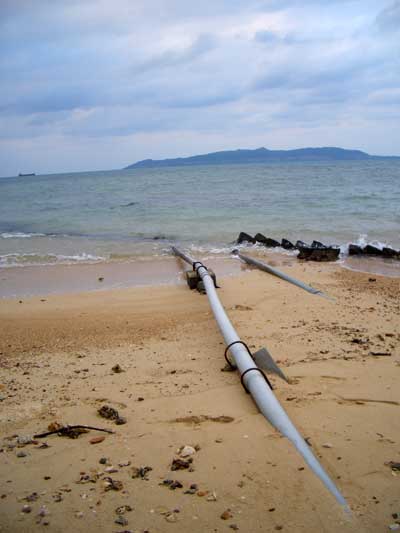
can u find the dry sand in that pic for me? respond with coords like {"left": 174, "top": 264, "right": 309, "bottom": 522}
{"left": 0, "top": 260, "right": 399, "bottom": 532}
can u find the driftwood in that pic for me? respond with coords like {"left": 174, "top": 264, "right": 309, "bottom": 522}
{"left": 34, "top": 424, "right": 114, "bottom": 439}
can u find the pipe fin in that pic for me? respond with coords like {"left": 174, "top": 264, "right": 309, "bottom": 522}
{"left": 252, "top": 347, "right": 289, "bottom": 383}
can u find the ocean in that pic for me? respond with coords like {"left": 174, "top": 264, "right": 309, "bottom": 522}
{"left": 1, "top": 160, "right": 400, "bottom": 285}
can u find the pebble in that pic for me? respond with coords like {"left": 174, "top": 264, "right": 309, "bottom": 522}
{"left": 90, "top": 436, "right": 105, "bottom": 445}
{"left": 179, "top": 445, "right": 196, "bottom": 457}
{"left": 388, "top": 525, "right": 400, "bottom": 531}
{"left": 24, "top": 492, "right": 39, "bottom": 502}
{"left": 105, "top": 466, "right": 119, "bottom": 473}
{"left": 183, "top": 483, "right": 198, "bottom": 494}
{"left": 154, "top": 506, "right": 168, "bottom": 515}
{"left": 115, "top": 515, "right": 129, "bottom": 526}
{"left": 206, "top": 491, "right": 217, "bottom": 502}
{"left": 229, "top": 525, "right": 239, "bottom": 531}
{"left": 97, "top": 404, "right": 126, "bottom": 425}
{"left": 131, "top": 466, "right": 152, "bottom": 480}
{"left": 21, "top": 505, "right": 32, "bottom": 513}
{"left": 99, "top": 457, "right": 108, "bottom": 464}
{"left": 103, "top": 477, "right": 123, "bottom": 491}
{"left": 38, "top": 506, "right": 49, "bottom": 517}
{"left": 112, "top": 364, "right": 124, "bottom": 373}
{"left": 386, "top": 462, "right": 400, "bottom": 472}
{"left": 322, "top": 443, "right": 333, "bottom": 448}
{"left": 169, "top": 480, "right": 183, "bottom": 490}
{"left": 221, "top": 509, "right": 233, "bottom": 520}
{"left": 16, "top": 450, "right": 27, "bottom": 458}
{"left": 17, "top": 435, "right": 33, "bottom": 446}
{"left": 115, "top": 505, "right": 133, "bottom": 515}
{"left": 165, "top": 513, "right": 178, "bottom": 523}
{"left": 171, "top": 457, "right": 192, "bottom": 471}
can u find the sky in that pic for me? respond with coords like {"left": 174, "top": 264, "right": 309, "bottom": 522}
{"left": 0, "top": 0, "right": 399, "bottom": 175}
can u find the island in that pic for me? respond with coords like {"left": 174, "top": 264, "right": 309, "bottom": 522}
{"left": 125, "top": 146, "right": 399, "bottom": 169}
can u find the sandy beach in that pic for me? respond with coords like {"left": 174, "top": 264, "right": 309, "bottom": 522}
{"left": 0, "top": 259, "right": 399, "bottom": 532}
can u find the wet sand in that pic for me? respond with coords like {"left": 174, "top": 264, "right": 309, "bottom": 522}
{"left": 0, "top": 260, "right": 399, "bottom": 532}
{"left": 0, "top": 256, "right": 247, "bottom": 299}
{"left": 1, "top": 251, "right": 398, "bottom": 300}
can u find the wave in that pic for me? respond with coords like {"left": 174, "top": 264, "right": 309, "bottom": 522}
{"left": 0, "top": 252, "right": 105, "bottom": 268}
{"left": 0, "top": 232, "right": 47, "bottom": 239}
{"left": 339, "top": 234, "right": 396, "bottom": 255}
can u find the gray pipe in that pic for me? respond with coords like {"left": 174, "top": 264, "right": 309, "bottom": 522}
{"left": 172, "top": 246, "right": 349, "bottom": 511}
{"left": 238, "top": 252, "right": 331, "bottom": 298}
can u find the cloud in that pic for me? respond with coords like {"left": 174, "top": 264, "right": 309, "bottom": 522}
{"left": 133, "top": 33, "right": 218, "bottom": 74}
{"left": 375, "top": 1, "right": 400, "bottom": 32}
{"left": 0, "top": 0, "right": 399, "bottom": 174}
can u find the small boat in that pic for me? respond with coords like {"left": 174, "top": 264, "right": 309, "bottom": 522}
{"left": 18, "top": 173, "right": 36, "bottom": 177}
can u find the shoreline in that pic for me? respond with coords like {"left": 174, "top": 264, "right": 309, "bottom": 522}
{"left": 0, "top": 262, "right": 399, "bottom": 531}
{"left": 1, "top": 250, "right": 399, "bottom": 299}
{"left": 0, "top": 255, "right": 247, "bottom": 299}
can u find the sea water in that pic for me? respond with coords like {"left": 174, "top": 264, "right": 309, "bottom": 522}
{"left": 1, "top": 160, "right": 399, "bottom": 275}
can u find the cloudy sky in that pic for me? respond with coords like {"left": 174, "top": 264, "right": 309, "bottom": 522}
{"left": 0, "top": 0, "right": 399, "bottom": 175}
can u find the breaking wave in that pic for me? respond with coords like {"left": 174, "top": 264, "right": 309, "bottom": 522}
{"left": 0, "top": 252, "right": 105, "bottom": 267}
{"left": 1, "top": 232, "right": 47, "bottom": 239}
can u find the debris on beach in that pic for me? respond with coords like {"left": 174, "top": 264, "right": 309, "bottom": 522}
{"left": 171, "top": 457, "right": 193, "bottom": 471}
{"left": 23, "top": 492, "right": 39, "bottom": 502}
{"left": 36, "top": 505, "right": 50, "bottom": 525}
{"left": 90, "top": 436, "right": 105, "bottom": 444}
{"left": 165, "top": 511, "right": 179, "bottom": 523}
{"left": 178, "top": 444, "right": 197, "bottom": 457}
{"left": 16, "top": 435, "right": 34, "bottom": 446}
{"left": 34, "top": 422, "right": 113, "bottom": 439}
{"left": 115, "top": 504, "right": 133, "bottom": 514}
{"left": 385, "top": 461, "right": 400, "bottom": 472}
{"left": 221, "top": 509, "right": 233, "bottom": 520}
{"left": 97, "top": 404, "right": 127, "bottom": 425}
{"left": 103, "top": 477, "right": 123, "bottom": 491}
{"left": 161, "top": 479, "right": 183, "bottom": 490}
{"left": 183, "top": 483, "right": 198, "bottom": 494}
{"left": 104, "top": 465, "right": 118, "bottom": 473}
{"left": 76, "top": 472, "right": 100, "bottom": 484}
{"left": 118, "top": 459, "right": 131, "bottom": 467}
{"left": 130, "top": 466, "right": 152, "bottom": 480}
{"left": 16, "top": 450, "right": 27, "bottom": 458}
{"left": 111, "top": 363, "right": 124, "bottom": 373}
{"left": 115, "top": 515, "right": 129, "bottom": 526}
{"left": 173, "top": 414, "right": 234, "bottom": 425}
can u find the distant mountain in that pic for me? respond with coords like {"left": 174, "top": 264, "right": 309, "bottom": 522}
{"left": 124, "top": 146, "right": 399, "bottom": 169}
